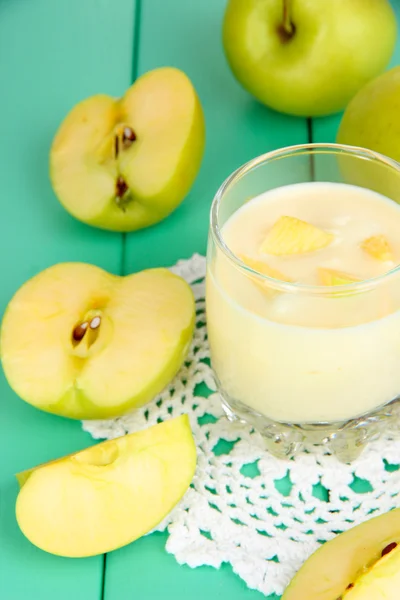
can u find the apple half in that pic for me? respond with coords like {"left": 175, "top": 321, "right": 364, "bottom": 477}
{"left": 0, "top": 262, "right": 195, "bottom": 419}
{"left": 282, "top": 507, "right": 400, "bottom": 600}
{"left": 50, "top": 67, "right": 205, "bottom": 231}
{"left": 16, "top": 415, "right": 196, "bottom": 557}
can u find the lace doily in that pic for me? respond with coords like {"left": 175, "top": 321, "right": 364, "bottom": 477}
{"left": 82, "top": 254, "right": 400, "bottom": 598}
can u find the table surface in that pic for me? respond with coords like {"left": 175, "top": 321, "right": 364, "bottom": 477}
{"left": 1, "top": 1, "right": 399, "bottom": 599}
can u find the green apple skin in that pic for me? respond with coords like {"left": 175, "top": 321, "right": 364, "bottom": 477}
{"left": 337, "top": 66, "right": 400, "bottom": 163}
{"left": 223, "top": 0, "right": 397, "bottom": 117}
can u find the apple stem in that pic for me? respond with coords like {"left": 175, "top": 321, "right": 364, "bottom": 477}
{"left": 281, "top": 0, "right": 294, "bottom": 38}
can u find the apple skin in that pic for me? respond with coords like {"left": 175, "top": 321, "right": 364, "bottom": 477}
{"left": 16, "top": 415, "right": 197, "bottom": 558}
{"left": 223, "top": 0, "right": 397, "bottom": 117}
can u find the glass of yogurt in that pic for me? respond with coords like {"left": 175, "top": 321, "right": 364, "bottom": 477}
{"left": 206, "top": 143, "right": 400, "bottom": 462}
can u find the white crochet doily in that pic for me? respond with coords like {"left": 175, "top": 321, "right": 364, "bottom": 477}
{"left": 82, "top": 254, "right": 400, "bottom": 598}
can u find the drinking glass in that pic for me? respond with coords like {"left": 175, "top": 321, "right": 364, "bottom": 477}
{"left": 206, "top": 143, "right": 400, "bottom": 462}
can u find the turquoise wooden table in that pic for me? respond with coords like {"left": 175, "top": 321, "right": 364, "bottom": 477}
{"left": 0, "top": 1, "right": 399, "bottom": 599}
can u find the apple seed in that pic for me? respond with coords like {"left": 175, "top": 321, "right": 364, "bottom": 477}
{"left": 72, "top": 321, "right": 89, "bottom": 342}
{"left": 382, "top": 542, "right": 397, "bottom": 556}
{"left": 89, "top": 316, "right": 101, "bottom": 330}
{"left": 114, "top": 135, "right": 120, "bottom": 160}
{"left": 122, "top": 126, "right": 136, "bottom": 148}
{"left": 116, "top": 176, "right": 129, "bottom": 198}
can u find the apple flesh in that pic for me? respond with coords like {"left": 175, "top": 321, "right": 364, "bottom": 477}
{"left": 50, "top": 67, "right": 205, "bottom": 231}
{"left": 0, "top": 263, "right": 195, "bottom": 419}
{"left": 223, "top": 0, "right": 397, "bottom": 117}
{"left": 16, "top": 415, "right": 196, "bottom": 557}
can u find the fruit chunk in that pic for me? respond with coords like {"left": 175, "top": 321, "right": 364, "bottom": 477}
{"left": 281, "top": 508, "right": 400, "bottom": 600}
{"left": 260, "top": 216, "right": 334, "bottom": 256}
{"left": 50, "top": 67, "right": 205, "bottom": 232}
{"left": 0, "top": 263, "right": 195, "bottom": 419}
{"left": 343, "top": 543, "right": 400, "bottom": 598}
{"left": 318, "top": 267, "right": 360, "bottom": 286}
{"left": 239, "top": 255, "right": 292, "bottom": 283}
{"left": 16, "top": 415, "right": 196, "bottom": 557}
{"left": 361, "top": 234, "right": 393, "bottom": 262}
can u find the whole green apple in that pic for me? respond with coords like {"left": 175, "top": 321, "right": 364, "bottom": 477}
{"left": 223, "top": 0, "right": 397, "bottom": 117}
{"left": 337, "top": 66, "right": 400, "bottom": 162}
{"left": 337, "top": 66, "right": 400, "bottom": 203}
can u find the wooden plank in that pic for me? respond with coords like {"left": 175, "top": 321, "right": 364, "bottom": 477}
{"left": 106, "top": 1, "right": 307, "bottom": 600}
{"left": 0, "top": 1, "right": 135, "bottom": 599}
{"left": 123, "top": 0, "right": 308, "bottom": 274}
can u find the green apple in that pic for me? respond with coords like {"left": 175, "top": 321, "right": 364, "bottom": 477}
{"left": 337, "top": 66, "right": 400, "bottom": 203}
{"left": 0, "top": 262, "right": 195, "bottom": 419}
{"left": 337, "top": 66, "right": 400, "bottom": 162}
{"left": 223, "top": 0, "right": 397, "bottom": 117}
{"left": 50, "top": 67, "right": 205, "bottom": 231}
{"left": 282, "top": 508, "right": 400, "bottom": 600}
{"left": 16, "top": 415, "right": 196, "bottom": 557}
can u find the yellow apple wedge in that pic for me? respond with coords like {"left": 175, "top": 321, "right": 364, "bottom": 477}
{"left": 0, "top": 263, "right": 195, "bottom": 419}
{"left": 50, "top": 67, "right": 205, "bottom": 231}
{"left": 239, "top": 254, "right": 292, "bottom": 296}
{"left": 260, "top": 216, "right": 334, "bottom": 256}
{"left": 318, "top": 268, "right": 360, "bottom": 287}
{"left": 361, "top": 234, "right": 394, "bottom": 262}
{"left": 282, "top": 507, "right": 400, "bottom": 600}
{"left": 16, "top": 415, "right": 197, "bottom": 557}
{"left": 239, "top": 254, "right": 292, "bottom": 283}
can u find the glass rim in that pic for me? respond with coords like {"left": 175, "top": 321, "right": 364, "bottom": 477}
{"left": 210, "top": 142, "right": 400, "bottom": 296}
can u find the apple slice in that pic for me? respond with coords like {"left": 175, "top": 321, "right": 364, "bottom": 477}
{"left": 361, "top": 234, "right": 393, "bottom": 262}
{"left": 50, "top": 67, "right": 205, "bottom": 232}
{"left": 318, "top": 267, "right": 360, "bottom": 286}
{"left": 260, "top": 216, "right": 334, "bottom": 256}
{"left": 239, "top": 254, "right": 292, "bottom": 294}
{"left": 0, "top": 263, "right": 195, "bottom": 419}
{"left": 16, "top": 415, "right": 196, "bottom": 557}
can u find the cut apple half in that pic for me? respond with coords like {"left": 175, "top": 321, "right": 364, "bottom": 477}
{"left": 0, "top": 262, "right": 195, "bottom": 419}
{"left": 16, "top": 415, "right": 196, "bottom": 557}
{"left": 260, "top": 216, "right": 334, "bottom": 256}
{"left": 50, "top": 67, "right": 205, "bottom": 232}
